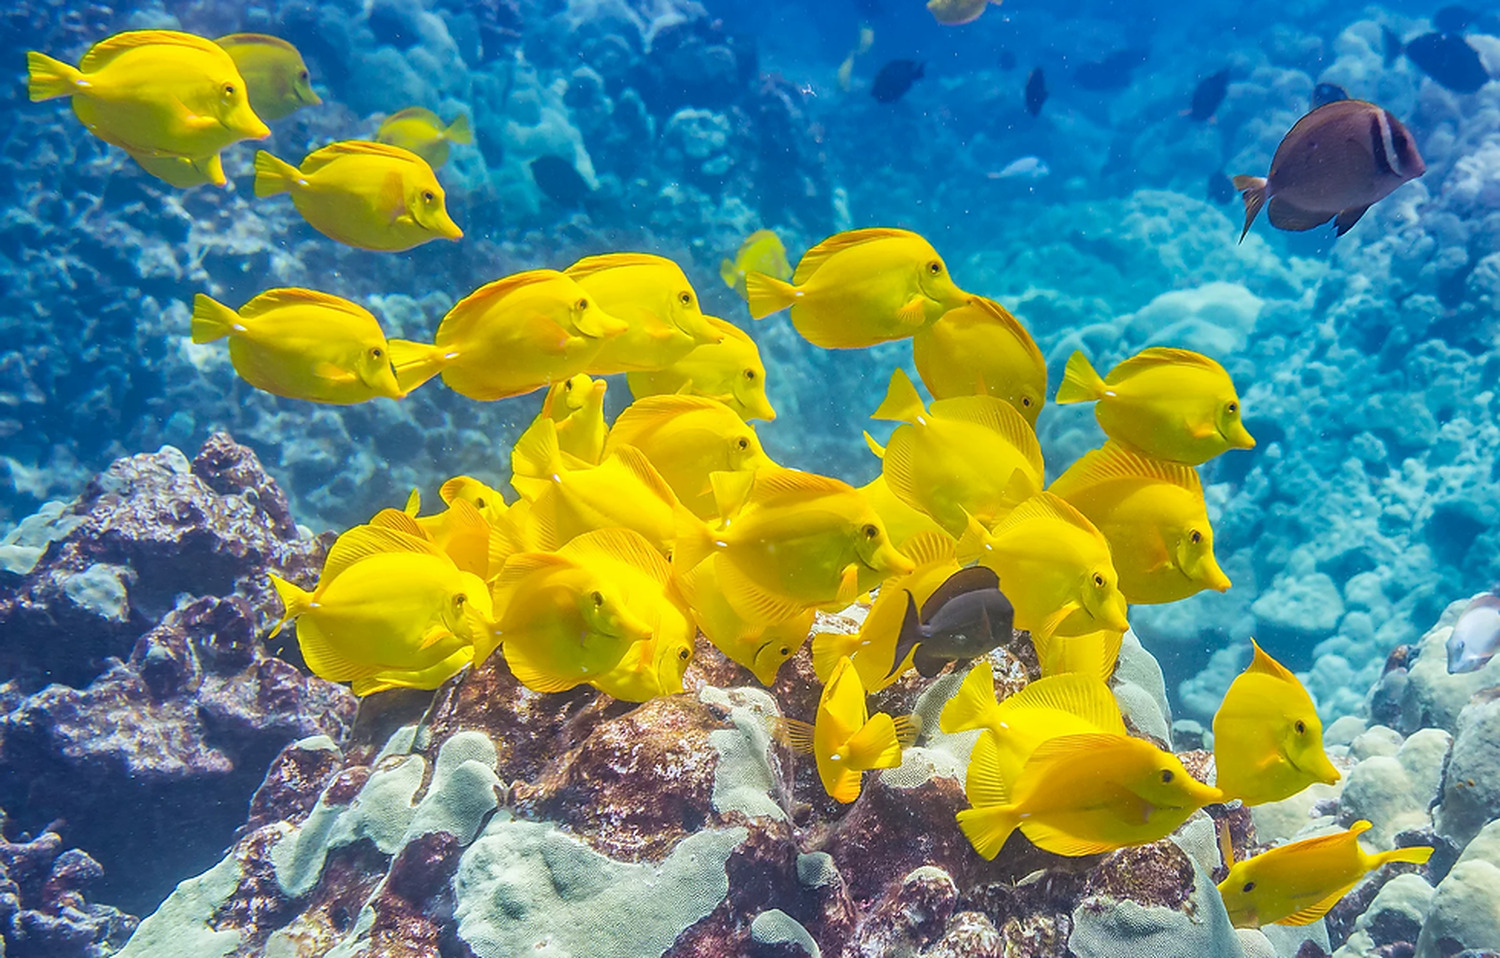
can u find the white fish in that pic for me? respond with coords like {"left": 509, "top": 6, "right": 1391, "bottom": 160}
{"left": 1447, "top": 593, "right": 1500, "bottom": 674}
{"left": 989, "top": 156, "right": 1051, "bottom": 180}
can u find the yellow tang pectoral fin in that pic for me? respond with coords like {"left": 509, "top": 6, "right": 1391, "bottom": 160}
{"left": 380, "top": 171, "right": 408, "bottom": 224}
{"left": 896, "top": 295, "right": 929, "bottom": 326}
{"left": 843, "top": 712, "right": 903, "bottom": 770}
{"left": 313, "top": 362, "right": 358, "bottom": 384}
{"left": 835, "top": 563, "right": 861, "bottom": 607}
{"left": 1035, "top": 600, "right": 1082, "bottom": 641}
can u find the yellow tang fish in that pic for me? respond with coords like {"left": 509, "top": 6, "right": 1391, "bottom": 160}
{"left": 190, "top": 289, "right": 404, "bottom": 404}
{"left": 1218, "top": 821, "right": 1433, "bottom": 929}
{"left": 912, "top": 296, "right": 1047, "bottom": 426}
{"left": 870, "top": 368, "right": 1043, "bottom": 536}
{"left": 857, "top": 475, "right": 950, "bottom": 550}
{"left": 559, "top": 529, "right": 697, "bottom": 702}
{"left": 720, "top": 229, "right": 792, "bottom": 301}
{"left": 215, "top": 34, "right": 320, "bottom": 122}
{"left": 540, "top": 374, "right": 609, "bottom": 466}
{"left": 565, "top": 253, "right": 724, "bottom": 375}
{"left": 369, "top": 492, "right": 491, "bottom": 579}
{"left": 1049, "top": 442, "right": 1231, "bottom": 605}
{"left": 437, "top": 475, "right": 510, "bottom": 525}
{"left": 958, "top": 493, "right": 1130, "bottom": 640}
{"left": 604, "top": 395, "right": 777, "bottom": 519}
{"left": 745, "top": 228, "right": 972, "bottom": 349}
{"left": 778, "top": 656, "right": 911, "bottom": 803}
{"left": 1031, "top": 627, "right": 1124, "bottom": 684}
{"left": 958, "top": 729, "right": 1223, "bottom": 859}
{"left": 388, "top": 270, "right": 627, "bottom": 400}
{"left": 482, "top": 547, "right": 654, "bottom": 693}
{"left": 375, "top": 107, "right": 473, "bottom": 169}
{"left": 627, "top": 315, "right": 777, "bottom": 422}
{"left": 126, "top": 151, "right": 227, "bottom": 189}
{"left": 810, "top": 531, "right": 960, "bottom": 691}
{"left": 509, "top": 418, "right": 693, "bottom": 556}
{"left": 674, "top": 467, "right": 916, "bottom": 625}
{"left": 268, "top": 524, "right": 492, "bottom": 696}
{"left": 1056, "top": 348, "right": 1256, "bottom": 466}
{"left": 928, "top": 0, "right": 1001, "bottom": 26}
{"left": 1213, "top": 640, "right": 1340, "bottom": 806}
{"left": 28, "top": 30, "right": 269, "bottom": 167}
{"left": 254, "top": 140, "right": 462, "bottom": 252}
{"left": 684, "top": 559, "right": 813, "bottom": 685}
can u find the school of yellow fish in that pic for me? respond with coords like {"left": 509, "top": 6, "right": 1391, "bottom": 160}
{"left": 28, "top": 27, "right": 1431, "bottom": 930}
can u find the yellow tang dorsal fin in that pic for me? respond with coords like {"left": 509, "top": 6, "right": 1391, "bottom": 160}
{"left": 1049, "top": 441, "right": 1202, "bottom": 500}
{"left": 239, "top": 288, "right": 375, "bottom": 322}
{"left": 439, "top": 269, "right": 569, "bottom": 344}
{"left": 369, "top": 507, "right": 427, "bottom": 539}
{"left": 493, "top": 550, "right": 577, "bottom": 591}
{"left": 608, "top": 394, "right": 726, "bottom": 449}
{"left": 879, "top": 431, "right": 921, "bottom": 515}
{"left": 321, "top": 523, "right": 444, "bottom": 582}
{"left": 384, "top": 106, "right": 442, "bottom": 126}
{"left": 792, "top": 227, "right": 919, "bottom": 285}
{"left": 608, "top": 445, "right": 680, "bottom": 507}
{"left": 1245, "top": 638, "right": 1299, "bottom": 685}
{"left": 871, "top": 368, "right": 927, "bottom": 424}
{"left": 1109, "top": 346, "right": 1226, "bottom": 383}
{"left": 561, "top": 527, "right": 670, "bottom": 585}
{"left": 81, "top": 30, "right": 227, "bottom": 71}
{"left": 967, "top": 296, "right": 1045, "bottom": 369}
{"left": 996, "top": 673, "right": 1127, "bottom": 736}
{"left": 445, "top": 496, "right": 490, "bottom": 536}
{"left": 747, "top": 466, "right": 854, "bottom": 504}
{"left": 993, "top": 491, "right": 1096, "bottom": 538}
{"left": 929, "top": 394, "right": 1044, "bottom": 475}
{"left": 404, "top": 488, "right": 421, "bottom": 516}
{"left": 1023, "top": 732, "right": 1136, "bottom": 772}
{"left": 215, "top": 33, "right": 301, "bottom": 54}
{"left": 564, "top": 251, "right": 679, "bottom": 281}
{"left": 899, "top": 530, "right": 956, "bottom": 568}
{"left": 302, "top": 139, "right": 428, "bottom": 172}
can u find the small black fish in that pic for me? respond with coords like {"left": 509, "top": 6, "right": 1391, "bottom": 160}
{"left": 1311, "top": 81, "right": 1350, "bottom": 109}
{"left": 1074, "top": 47, "right": 1149, "bottom": 91}
{"left": 890, "top": 566, "right": 1015, "bottom": 679}
{"left": 1383, "top": 25, "right": 1404, "bottom": 67}
{"left": 1025, "top": 67, "right": 1048, "bottom": 116}
{"left": 529, "top": 155, "right": 591, "bottom": 207}
{"left": 1435, "top": 4, "right": 1478, "bottom": 34}
{"left": 1405, "top": 31, "right": 1490, "bottom": 93}
{"left": 872, "top": 59, "right": 925, "bottom": 103}
{"left": 999, "top": 49, "right": 1017, "bottom": 71}
{"left": 1207, "top": 170, "right": 1236, "bottom": 205}
{"left": 1190, "top": 68, "right": 1231, "bottom": 121}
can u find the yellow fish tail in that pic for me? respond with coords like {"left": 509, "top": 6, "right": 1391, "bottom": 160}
{"left": 190, "top": 293, "right": 240, "bottom": 344}
{"left": 253, "top": 150, "right": 301, "bottom": 197}
{"left": 940, "top": 662, "right": 1002, "bottom": 734}
{"left": 267, "top": 573, "right": 312, "bottom": 638}
{"left": 872, "top": 368, "right": 926, "bottom": 423}
{"left": 26, "top": 51, "right": 81, "bottom": 101}
{"left": 718, "top": 257, "right": 739, "bottom": 291}
{"left": 671, "top": 513, "right": 719, "bottom": 580}
{"left": 511, "top": 417, "right": 563, "bottom": 482}
{"left": 956, "top": 805, "right": 1019, "bottom": 860}
{"left": 744, "top": 272, "right": 799, "bottom": 320}
{"left": 843, "top": 712, "right": 904, "bottom": 771}
{"left": 954, "top": 512, "right": 991, "bottom": 564}
{"left": 385, "top": 338, "right": 451, "bottom": 394}
{"left": 809, "top": 629, "right": 860, "bottom": 682}
{"left": 1055, "top": 351, "right": 1107, "bottom": 404}
{"left": 445, "top": 112, "right": 473, "bottom": 145}
{"left": 1377, "top": 845, "right": 1435, "bottom": 868}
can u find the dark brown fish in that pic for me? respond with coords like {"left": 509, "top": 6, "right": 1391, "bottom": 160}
{"left": 1232, "top": 99, "right": 1425, "bottom": 242}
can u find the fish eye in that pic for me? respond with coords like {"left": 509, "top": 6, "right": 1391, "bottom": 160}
{"left": 299, "top": 70, "right": 309, "bottom": 80}
{"left": 1190, "top": 530, "right": 1202, "bottom": 545}
{"left": 591, "top": 590, "right": 605, "bottom": 606}
{"left": 1022, "top": 396, "right": 1032, "bottom": 407}
{"left": 475, "top": 497, "right": 485, "bottom": 508}
{"left": 736, "top": 437, "right": 749, "bottom": 450}
{"left": 1242, "top": 881, "right": 1256, "bottom": 893}
{"left": 1227, "top": 401, "right": 1239, "bottom": 414}
{"left": 678, "top": 648, "right": 691, "bottom": 660}
{"left": 454, "top": 593, "right": 467, "bottom": 607}
{"left": 422, "top": 190, "right": 436, "bottom": 202}
{"left": 223, "top": 83, "right": 236, "bottom": 96}
{"left": 744, "top": 369, "right": 757, "bottom": 381}
{"left": 1160, "top": 769, "right": 1174, "bottom": 783}
{"left": 370, "top": 347, "right": 384, "bottom": 359}
{"left": 862, "top": 523, "right": 879, "bottom": 539}
{"left": 678, "top": 291, "right": 694, "bottom": 306}
{"left": 779, "top": 646, "right": 791, "bottom": 656}
{"left": 926, "top": 260, "right": 943, "bottom": 275}
{"left": 575, "top": 298, "right": 589, "bottom": 311}
{"left": 1093, "top": 573, "right": 1105, "bottom": 587}
{"left": 1294, "top": 720, "right": 1307, "bottom": 735}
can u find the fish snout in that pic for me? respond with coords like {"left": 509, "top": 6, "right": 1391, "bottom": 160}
{"left": 236, "top": 109, "right": 272, "bottom": 141}
{"left": 1203, "top": 560, "right": 1233, "bottom": 594}
{"left": 435, "top": 213, "right": 464, "bottom": 241}
{"left": 1226, "top": 421, "right": 1256, "bottom": 450}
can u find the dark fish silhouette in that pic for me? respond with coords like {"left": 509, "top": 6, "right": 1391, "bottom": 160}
{"left": 1232, "top": 99, "right": 1425, "bottom": 241}
{"left": 999, "top": 49, "right": 1017, "bottom": 71}
{"left": 1025, "top": 67, "right": 1048, "bottom": 116}
{"left": 1190, "top": 68, "right": 1231, "bottom": 121}
{"left": 1074, "top": 47, "right": 1149, "bottom": 91}
{"left": 1405, "top": 32, "right": 1490, "bottom": 93}
{"left": 890, "top": 566, "right": 1015, "bottom": 679}
{"left": 1383, "top": 25, "right": 1404, "bottom": 67}
{"left": 1207, "top": 170, "right": 1236, "bottom": 205}
{"left": 1435, "top": 5, "right": 1478, "bottom": 34}
{"left": 1311, "top": 82, "right": 1350, "bottom": 109}
{"left": 529, "top": 156, "right": 591, "bottom": 207}
{"left": 872, "top": 59, "right": 925, "bottom": 103}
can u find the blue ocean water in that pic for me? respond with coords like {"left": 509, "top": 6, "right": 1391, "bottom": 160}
{"left": 2, "top": 0, "right": 1499, "bottom": 953}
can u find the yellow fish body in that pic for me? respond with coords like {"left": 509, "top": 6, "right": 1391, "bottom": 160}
{"left": 1048, "top": 442, "right": 1230, "bottom": 605}
{"left": 1056, "top": 348, "right": 1255, "bottom": 466}
{"left": 566, "top": 253, "right": 724, "bottom": 375}
{"left": 780, "top": 656, "right": 907, "bottom": 803}
{"left": 437, "top": 475, "right": 510, "bottom": 525}
{"left": 745, "top": 228, "right": 972, "bottom": 349}
{"left": 1213, "top": 640, "right": 1340, "bottom": 806}
{"left": 675, "top": 467, "right": 916, "bottom": 625}
{"left": 253, "top": 140, "right": 463, "bottom": 251}
{"left": 810, "top": 531, "right": 959, "bottom": 691}
{"left": 126, "top": 150, "right": 227, "bottom": 189}
{"left": 857, "top": 475, "right": 951, "bottom": 549}
{"left": 215, "top": 33, "right": 320, "bottom": 122}
{"left": 627, "top": 316, "right": 776, "bottom": 422}
{"left": 562, "top": 529, "right": 697, "bottom": 702}
{"left": 1218, "top": 821, "right": 1433, "bottom": 928}
{"left": 604, "top": 395, "right": 776, "bottom": 519}
{"left": 927, "top": 0, "right": 999, "bottom": 25}
{"left": 27, "top": 30, "right": 270, "bottom": 163}
{"left": 375, "top": 107, "right": 473, "bottom": 169}
{"left": 684, "top": 559, "right": 813, "bottom": 685}
{"left": 510, "top": 418, "right": 691, "bottom": 555}
{"left": 370, "top": 492, "right": 491, "bottom": 579}
{"left": 720, "top": 229, "right": 792, "bottom": 301}
{"left": 483, "top": 548, "right": 654, "bottom": 693}
{"left": 958, "top": 729, "right": 1223, "bottom": 858}
{"left": 871, "top": 368, "right": 1044, "bottom": 536}
{"left": 958, "top": 493, "right": 1130, "bottom": 640}
{"left": 190, "top": 289, "right": 404, "bottom": 404}
{"left": 541, "top": 374, "right": 609, "bottom": 466}
{"left": 267, "top": 525, "right": 491, "bottom": 695}
{"left": 912, "top": 296, "right": 1047, "bottom": 425}
{"left": 387, "top": 270, "right": 627, "bottom": 399}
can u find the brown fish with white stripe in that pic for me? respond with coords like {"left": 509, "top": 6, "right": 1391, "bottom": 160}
{"left": 1233, "top": 99, "right": 1424, "bottom": 241}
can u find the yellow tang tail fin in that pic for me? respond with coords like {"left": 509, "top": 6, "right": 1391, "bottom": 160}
{"left": 253, "top": 150, "right": 301, "bottom": 197}
{"left": 1377, "top": 844, "right": 1435, "bottom": 867}
{"left": 190, "top": 294, "right": 240, "bottom": 344}
{"left": 385, "top": 338, "right": 452, "bottom": 394}
{"left": 954, "top": 511, "right": 991, "bottom": 564}
{"left": 1055, "top": 351, "right": 1106, "bottom": 404}
{"left": 267, "top": 573, "right": 312, "bottom": 638}
{"left": 744, "top": 272, "right": 799, "bottom": 320}
{"left": 809, "top": 629, "right": 860, "bottom": 683}
{"left": 27, "top": 51, "right": 81, "bottom": 101}
{"left": 956, "top": 805, "right": 1020, "bottom": 861}
{"left": 445, "top": 112, "right": 473, "bottom": 145}
{"left": 844, "top": 712, "right": 903, "bottom": 771}
{"left": 940, "top": 662, "right": 1002, "bottom": 734}
{"left": 871, "top": 368, "right": 926, "bottom": 423}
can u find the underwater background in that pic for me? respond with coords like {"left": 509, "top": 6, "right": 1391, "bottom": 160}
{"left": 5, "top": 0, "right": 1500, "bottom": 955}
